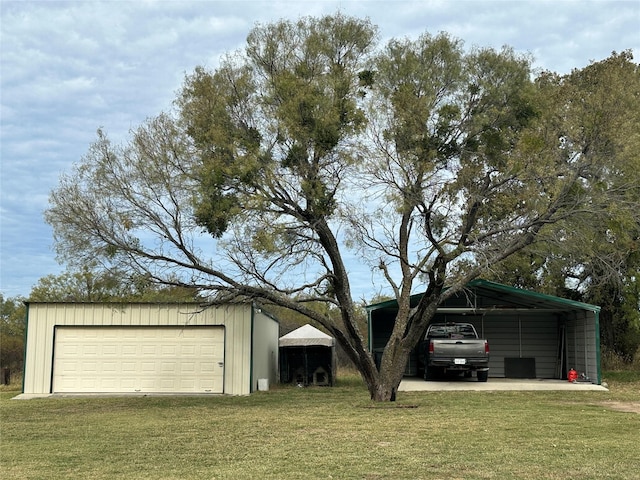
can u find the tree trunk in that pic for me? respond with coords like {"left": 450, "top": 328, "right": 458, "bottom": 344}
{"left": 368, "top": 342, "right": 413, "bottom": 401}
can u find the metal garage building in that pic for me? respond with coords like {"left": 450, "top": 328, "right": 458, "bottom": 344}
{"left": 367, "top": 280, "right": 602, "bottom": 384}
{"left": 21, "top": 302, "right": 279, "bottom": 396}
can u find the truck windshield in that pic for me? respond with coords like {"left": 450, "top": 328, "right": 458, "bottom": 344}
{"left": 428, "top": 325, "right": 476, "bottom": 339}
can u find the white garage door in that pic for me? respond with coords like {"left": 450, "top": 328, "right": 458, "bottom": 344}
{"left": 53, "top": 327, "right": 224, "bottom": 394}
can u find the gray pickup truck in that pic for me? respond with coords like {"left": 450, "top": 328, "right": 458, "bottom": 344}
{"left": 420, "top": 323, "right": 490, "bottom": 382}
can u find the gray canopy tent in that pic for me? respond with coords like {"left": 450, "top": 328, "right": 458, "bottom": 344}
{"left": 279, "top": 324, "right": 336, "bottom": 386}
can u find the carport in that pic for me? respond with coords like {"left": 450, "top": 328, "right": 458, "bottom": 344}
{"left": 367, "top": 280, "right": 602, "bottom": 384}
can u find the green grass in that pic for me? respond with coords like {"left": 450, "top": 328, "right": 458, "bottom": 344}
{"left": 2, "top": 374, "right": 639, "bottom": 480}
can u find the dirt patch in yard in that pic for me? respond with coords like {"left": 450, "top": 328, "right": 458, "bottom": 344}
{"left": 599, "top": 401, "right": 640, "bottom": 414}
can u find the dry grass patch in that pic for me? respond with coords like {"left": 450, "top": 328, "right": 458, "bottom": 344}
{"left": 598, "top": 401, "right": 640, "bottom": 414}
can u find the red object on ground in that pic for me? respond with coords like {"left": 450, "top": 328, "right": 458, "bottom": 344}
{"left": 568, "top": 368, "right": 578, "bottom": 382}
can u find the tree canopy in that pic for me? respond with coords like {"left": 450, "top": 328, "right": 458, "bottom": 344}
{"left": 486, "top": 51, "right": 640, "bottom": 361}
{"left": 46, "top": 15, "right": 640, "bottom": 400}
{"left": 28, "top": 267, "right": 202, "bottom": 303}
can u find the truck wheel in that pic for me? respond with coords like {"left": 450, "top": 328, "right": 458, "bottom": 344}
{"left": 477, "top": 370, "right": 488, "bottom": 382}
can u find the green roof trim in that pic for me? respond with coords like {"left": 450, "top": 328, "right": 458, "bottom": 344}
{"left": 468, "top": 279, "right": 601, "bottom": 312}
{"left": 366, "top": 279, "right": 601, "bottom": 312}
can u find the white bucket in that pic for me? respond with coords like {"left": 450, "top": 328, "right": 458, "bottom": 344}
{"left": 257, "top": 378, "right": 269, "bottom": 391}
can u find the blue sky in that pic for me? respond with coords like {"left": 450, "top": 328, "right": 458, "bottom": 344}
{"left": 1, "top": 0, "right": 638, "bottom": 299}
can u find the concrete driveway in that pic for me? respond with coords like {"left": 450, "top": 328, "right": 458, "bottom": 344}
{"left": 399, "top": 377, "right": 608, "bottom": 392}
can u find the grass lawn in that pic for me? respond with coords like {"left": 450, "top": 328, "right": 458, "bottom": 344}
{"left": 1, "top": 373, "right": 639, "bottom": 480}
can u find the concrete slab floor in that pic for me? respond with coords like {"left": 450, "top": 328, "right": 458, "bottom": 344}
{"left": 11, "top": 379, "right": 608, "bottom": 399}
{"left": 399, "top": 378, "right": 608, "bottom": 392}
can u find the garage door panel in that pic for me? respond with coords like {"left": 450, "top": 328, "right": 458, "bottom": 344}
{"left": 101, "top": 378, "right": 118, "bottom": 389}
{"left": 183, "top": 347, "right": 197, "bottom": 356}
{"left": 161, "top": 345, "right": 177, "bottom": 356}
{"left": 160, "top": 361, "right": 176, "bottom": 373}
{"left": 200, "top": 345, "right": 215, "bottom": 355}
{"left": 53, "top": 327, "right": 224, "bottom": 394}
{"left": 83, "top": 345, "right": 98, "bottom": 356}
{"left": 122, "top": 362, "right": 136, "bottom": 373}
{"left": 103, "top": 362, "right": 117, "bottom": 373}
{"left": 200, "top": 362, "right": 215, "bottom": 373}
{"left": 121, "top": 378, "right": 136, "bottom": 389}
{"left": 76, "top": 379, "right": 94, "bottom": 390}
{"left": 82, "top": 361, "right": 98, "bottom": 374}
{"left": 141, "top": 361, "right": 156, "bottom": 372}
{"left": 103, "top": 345, "right": 117, "bottom": 356}
{"left": 180, "top": 362, "right": 196, "bottom": 373}
{"left": 160, "top": 379, "right": 177, "bottom": 390}
{"left": 122, "top": 345, "right": 137, "bottom": 356}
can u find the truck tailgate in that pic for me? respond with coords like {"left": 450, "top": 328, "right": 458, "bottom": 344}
{"left": 432, "top": 340, "right": 487, "bottom": 357}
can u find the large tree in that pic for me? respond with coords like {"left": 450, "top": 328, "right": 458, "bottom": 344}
{"left": 46, "top": 15, "right": 638, "bottom": 400}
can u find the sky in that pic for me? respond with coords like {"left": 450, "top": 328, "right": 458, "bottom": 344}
{"left": 1, "top": 0, "right": 639, "bottom": 300}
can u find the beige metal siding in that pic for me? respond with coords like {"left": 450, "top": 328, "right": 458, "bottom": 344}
{"left": 219, "top": 304, "right": 252, "bottom": 395}
{"left": 23, "top": 303, "right": 255, "bottom": 396}
{"left": 251, "top": 310, "right": 279, "bottom": 391}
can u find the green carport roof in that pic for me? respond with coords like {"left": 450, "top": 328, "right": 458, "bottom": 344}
{"left": 366, "top": 279, "right": 600, "bottom": 313}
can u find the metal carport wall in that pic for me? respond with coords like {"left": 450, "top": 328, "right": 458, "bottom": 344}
{"left": 366, "top": 280, "right": 601, "bottom": 384}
